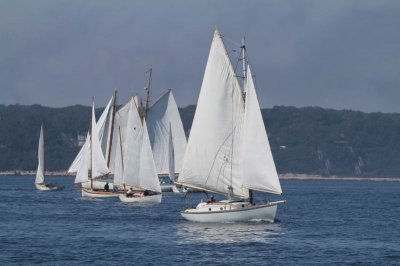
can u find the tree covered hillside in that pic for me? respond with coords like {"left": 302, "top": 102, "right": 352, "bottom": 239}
{"left": 0, "top": 104, "right": 399, "bottom": 177}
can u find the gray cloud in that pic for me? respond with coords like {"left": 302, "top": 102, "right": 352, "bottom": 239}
{"left": 0, "top": 0, "right": 399, "bottom": 112}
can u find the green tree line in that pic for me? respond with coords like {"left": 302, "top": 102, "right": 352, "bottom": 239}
{"left": 1, "top": 104, "right": 399, "bottom": 177}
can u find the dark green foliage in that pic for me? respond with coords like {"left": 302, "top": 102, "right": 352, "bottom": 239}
{"left": 0, "top": 104, "right": 399, "bottom": 177}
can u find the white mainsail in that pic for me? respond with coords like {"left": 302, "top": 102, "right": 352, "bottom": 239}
{"left": 68, "top": 96, "right": 114, "bottom": 174}
{"left": 35, "top": 125, "right": 45, "bottom": 184}
{"left": 146, "top": 90, "right": 187, "bottom": 175}
{"left": 178, "top": 29, "right": 247, "bottom": 198}
{"left": 178, "top": 29, "right": 282, "bottom": 199}
{"left": 90, "top": 101, "right": 110, "bottom": 178}
{"left": 122, "top": 97, "right": 142, "bottom": 188}
{"left": 242, "top": 66, "right": 282, "bottom": 195}
{"left": 108, "top": 99, "right": 132, "bottom": 174}
{"left": 113, "top": 127, "right": 124, "bottom": 187}
{"left": 74, "top": 132, "right": 90, "bottom": 184}
{"left": 139, "top": 119, "right": 162, "bottom": 193}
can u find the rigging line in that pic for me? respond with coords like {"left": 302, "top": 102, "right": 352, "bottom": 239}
{"left": 204, "top": 131, "right": 234, "bottom": 185}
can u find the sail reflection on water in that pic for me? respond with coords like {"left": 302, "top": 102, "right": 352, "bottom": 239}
{"left": 176, "top": 222, "right": 284, "bottom": 244}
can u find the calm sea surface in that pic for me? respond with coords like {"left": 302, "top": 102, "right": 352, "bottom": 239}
{"left": 0, "top": 176, "right": 399, "bottom": 265}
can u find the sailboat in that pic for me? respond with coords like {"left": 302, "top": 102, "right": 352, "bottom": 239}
{"left": 35, "top": 125, "right": 64, "bottom": 191}
{"left": 142, "top": 70, "right": 187, "bottom": 192}
{"left": 117, "top": 97, "right": 162, "bottom": 203}
{"left": 177, "top": 29, "right": 284, "bottom": 223}
{"left": 74, "top": 100, "right": 116, "bottom": 197}
{"left": 68, "top": 93, "right": 117, "bottom": 192}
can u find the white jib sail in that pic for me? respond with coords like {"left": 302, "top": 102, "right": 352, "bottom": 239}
{"left": 140, "top": 119, "right": 162, "bottom": 193}
{"left": 168, "top": 123, "right": 175, "bottom": 182}
{"left": 242, "top": 65, "right": 282, "bottom": 195}
{"left": 113, "top": 127, "right": 124, "bottom": 187}
{"left": 35, "top": 125, "right": 45, "bottom": 184}
{"left": 75, "top": 131, "right": 90, "bottom": 184}
{"left": 108, "top": 99, "right": 131, "bottom": 174}
{"left": 90, "top": 101, "right": 110, "bottom": 178}
{"left": 178, "top": 29, "right": 247, "bottom": 198}
{"left": 146, "top": 90, "right": 187, "bottom": 175}
{"left": 122, "top": 97, "right": 141, "bottom": 188}
{"left": 67, "top": 96, "right": 113, "bottom": 173}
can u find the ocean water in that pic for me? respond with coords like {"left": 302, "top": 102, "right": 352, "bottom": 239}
{"left": 0, "top": 176, "right": 399, "bottom": 265}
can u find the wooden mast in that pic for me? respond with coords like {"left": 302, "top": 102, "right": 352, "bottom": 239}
{"left": 144, "top": 67, "right": 152, "bottom": 119}
{"left": 90, "top": 98, "right": 94, "bottom": 190}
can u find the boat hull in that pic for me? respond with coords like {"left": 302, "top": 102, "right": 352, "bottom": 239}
{"left": 81, "top": 188, "right": 120, "bottom": 198}
{"left": 35, "top": 183, "right": 64, "bottom": 191}
{"left": 181, "top": 201, "right": 284, "bottom": 223}
{"left": 119, "top": 193, "right": 162, "bottom": 203}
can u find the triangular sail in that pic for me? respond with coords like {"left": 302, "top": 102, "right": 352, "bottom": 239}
{"left": 139, "top": 119, "right": 162, "bottom": 193}
{"left": 108, "top": 100, "right": 131, "bottom": 174}
{"left": 178, "top": 29, "right": 247, "bottom": 198}
{"left": 243, "top": 66, "right": 282, "bottom": 194}
{"left": 146, "top": 90, "right": 187, "bottom": 175}
{"left": 35, "top": 125, "right": 45, "bottom": 184}
{"left": 113, "top": 127, "right": 124, "bottom": 187}
{"left": 122, "top": 97, "right": 142, "bottom": 188}
{"left": 74, "top": 132, "right": 90, "bottom": 184}
{"left": 67, "top": 96, "right": 113, "bottom": 174}
{"left": 90, "top": 101, "right": 110, "bottom": 178}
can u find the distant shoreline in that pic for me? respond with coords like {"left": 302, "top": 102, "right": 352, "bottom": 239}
{"left": 279, "top": 173, "right": 400, "bottom": 182}
{"left": 1, "top": 171, "right": 399, "bottom": 182}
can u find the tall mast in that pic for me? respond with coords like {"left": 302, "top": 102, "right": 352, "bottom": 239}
{"left": 241, "top": 36, "right": 247, "bottom": 91}
{"left": 241, "top": 36, "right": 253, "bottom": 203}
{"left": 144, "top": 67, "right": 152, "bottom": 119}
{"left": 106, "top": 90, "right": 117, "bottom": 167}
{"left": 90, "top": 98, "right": 94, "bottom": 190}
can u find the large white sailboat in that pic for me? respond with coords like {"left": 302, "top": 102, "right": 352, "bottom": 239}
{"left": 74, "top": 100, "right": 115, "bottom": 197}
{"left": 177, "top": 29, "right": 284, "bottom": 223}
{"left": 117, "top": 97, "right": 162, "bottom": 203}
{"left": 35, "top": 125, "right": 64, "bottom": 191}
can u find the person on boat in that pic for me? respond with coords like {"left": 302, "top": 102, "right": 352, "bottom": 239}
{"left": 104, "top": 182, "right": 110, "bottom": 192}
{"left": 207, "top": 195, "right": 215, "bottom": 203}
{"left": 143, "top": 190, "right": 149, "bottom": 196}
{"left": 126, "top": 187, "right": 134, "bottom": 197}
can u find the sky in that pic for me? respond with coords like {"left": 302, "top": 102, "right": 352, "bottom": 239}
{"left": 0, "top": 0, "right": 399, "bottom": 113}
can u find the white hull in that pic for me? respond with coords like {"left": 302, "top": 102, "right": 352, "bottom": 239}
{"left": 35, "top": 183, "right": 64, "bottom": 191}
{"left": 161, "top": 183, "right": 173, "bottom": 192}
{"left": 119, "top": 193, "right": 162, "bottom": 203}
{"left": 81, "top": 188, "right": 120, "bottom": 198}
{"left": 181, "top": 200, "right": 284, "bottom": 223}
{"left": 81, "top": 180, "right": 114, "bottom": 190}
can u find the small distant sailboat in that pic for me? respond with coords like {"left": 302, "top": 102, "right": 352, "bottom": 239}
{"left": 177, "top": 29, "right": 284, "bottom": 223}
{"left": 118, "top": 97, "right": 162, "bottom": 203}
{"left": 75, "top": 100, "right": 116, "bottom": 197}
{"left": 35, "top": 125, "right": 64, "bottom": 191}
